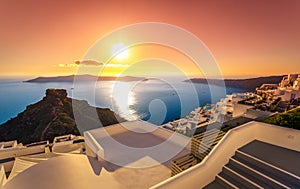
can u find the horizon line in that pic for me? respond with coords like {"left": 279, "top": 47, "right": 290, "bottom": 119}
{"left": 0, "top": 73, "right": 299, "bottom": 81}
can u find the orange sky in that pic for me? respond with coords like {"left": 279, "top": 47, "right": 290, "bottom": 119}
{"left": 0, "top": 0, "right": 300, "bottom": 78}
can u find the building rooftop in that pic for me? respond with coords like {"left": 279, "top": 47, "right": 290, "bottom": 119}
{"left": 84, "top": 120, "right": 190, "bottom": 168}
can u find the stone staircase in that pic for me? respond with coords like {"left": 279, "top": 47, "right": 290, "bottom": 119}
{"left": 204, "top": 142, "right": 300, "bottom": 189}
{"left": 171, "top": 129, "right": 226, "bottom": 176}
{"left": 171, "top": 153, "right": 200, "bottom": 176}
{"left": 191, "top": 129, "right": 226, "bottom": 160}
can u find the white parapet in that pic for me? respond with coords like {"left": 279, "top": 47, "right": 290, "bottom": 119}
{"left": 0, "top": 165, "right": 7, "bottom": 187}
{"left": 52, "top": 135, "right": 85, "bottom": 153}
{"left": 0, "top": 141, "right": 18, "bottom": 150}
{"left": 84, "top": 131, "right": 104, "bottom": 158}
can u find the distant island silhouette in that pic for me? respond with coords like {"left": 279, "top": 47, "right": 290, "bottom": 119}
{"left": 185, "top": 75, "right": 285, "bottom": 92}
{"left": 25, "top": 74, "right": 144, "bottom": 83}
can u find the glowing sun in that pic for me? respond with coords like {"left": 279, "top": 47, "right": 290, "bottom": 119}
{"left": 112, "top": 43, "right": 129, "bottom": 61}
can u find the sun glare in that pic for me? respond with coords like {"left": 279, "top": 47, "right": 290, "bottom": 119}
{"left": 112, "top": 43, "right": 129, "bottom": 61}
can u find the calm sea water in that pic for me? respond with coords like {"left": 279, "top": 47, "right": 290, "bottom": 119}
{"left": 0, "top": 79, "right": 245, "bottom": 125}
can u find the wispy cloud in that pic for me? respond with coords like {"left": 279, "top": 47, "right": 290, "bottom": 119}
{"left": 58, "top": 60, "right": 129, "bottom": 68}
{"left": 74, "top": 60, "right": 103, "bottom": 66}
{"left": 58, "top": 63, "right": 78, "bottom": 67}
{"left": 58, "top": 60, "right": 103, "bottom": 67}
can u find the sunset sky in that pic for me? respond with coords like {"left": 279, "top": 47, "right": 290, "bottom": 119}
{"left": 0, "top": 0, "right": 299, "bottom": 78}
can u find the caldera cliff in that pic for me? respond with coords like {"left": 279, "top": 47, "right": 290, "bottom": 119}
{"left": 0, "top": 89, "right": 125, "bottom": 144}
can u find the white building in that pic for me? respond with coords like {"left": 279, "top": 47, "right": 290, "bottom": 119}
{"left": 274, "top": 74, "right": 300, "bottom": 101}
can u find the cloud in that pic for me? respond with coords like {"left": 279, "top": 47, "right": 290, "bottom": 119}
{"left": 58, "top": 60, "right": 128, "bottom": 68}
{"left": 75, "top": 60, "right": 103, "bottom": 66}
{"left": 58, "top": 63, "right": 77, "bottom": 67}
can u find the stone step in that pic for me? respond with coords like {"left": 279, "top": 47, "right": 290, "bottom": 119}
{"left": 234, "top": 150, "right": 300, "bottom": 188}
{"left": 221, "top": 166, "right": 263, "bottom": 189}
{"left": 228, "top": 158, "right": 290, "bottom": 189}
{"left": 215, "top": 175, "right": 239, "bottom": 189}
{"left": 203, "top": 175, "right": 238, "bottom": 189}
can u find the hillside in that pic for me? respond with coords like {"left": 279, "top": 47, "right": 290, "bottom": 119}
{"left": 0, "top": 89, "right": 125, "bottom": 144}
{"left": 263, "top": 107, "right": 300, "bottom": 130}
{"left": 186, "top": 75, "right": 284, "bottom": 91}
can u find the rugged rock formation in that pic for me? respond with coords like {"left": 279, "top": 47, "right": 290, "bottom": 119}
{"left": 0, "top": 89, "right": 125, "bottom": 144}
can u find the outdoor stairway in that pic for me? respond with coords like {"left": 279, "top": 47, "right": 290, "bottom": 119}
{"left": 171, "top": 129, "right": 226, "bottom": 176}
{"left": 191, "top": 129, "right": 226, "bottom": 160}
{"left": 204, "top": 140, "right": 300, "bottom": 189}
{"left": 171, "top": 153, "right": 200, "bottom": 176}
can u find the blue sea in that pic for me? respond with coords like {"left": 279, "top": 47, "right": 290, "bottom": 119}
{"left": 0, "top": 78, "right": 245, "bottom": 125}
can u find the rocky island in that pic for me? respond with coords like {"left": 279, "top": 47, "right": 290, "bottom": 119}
{"left": 0, "top": 89, "right": 125, "bottom": 144}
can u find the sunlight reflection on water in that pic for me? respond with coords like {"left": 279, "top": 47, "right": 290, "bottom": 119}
{"left": 110, "top": 81, "right": 139, "bottom": 121}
